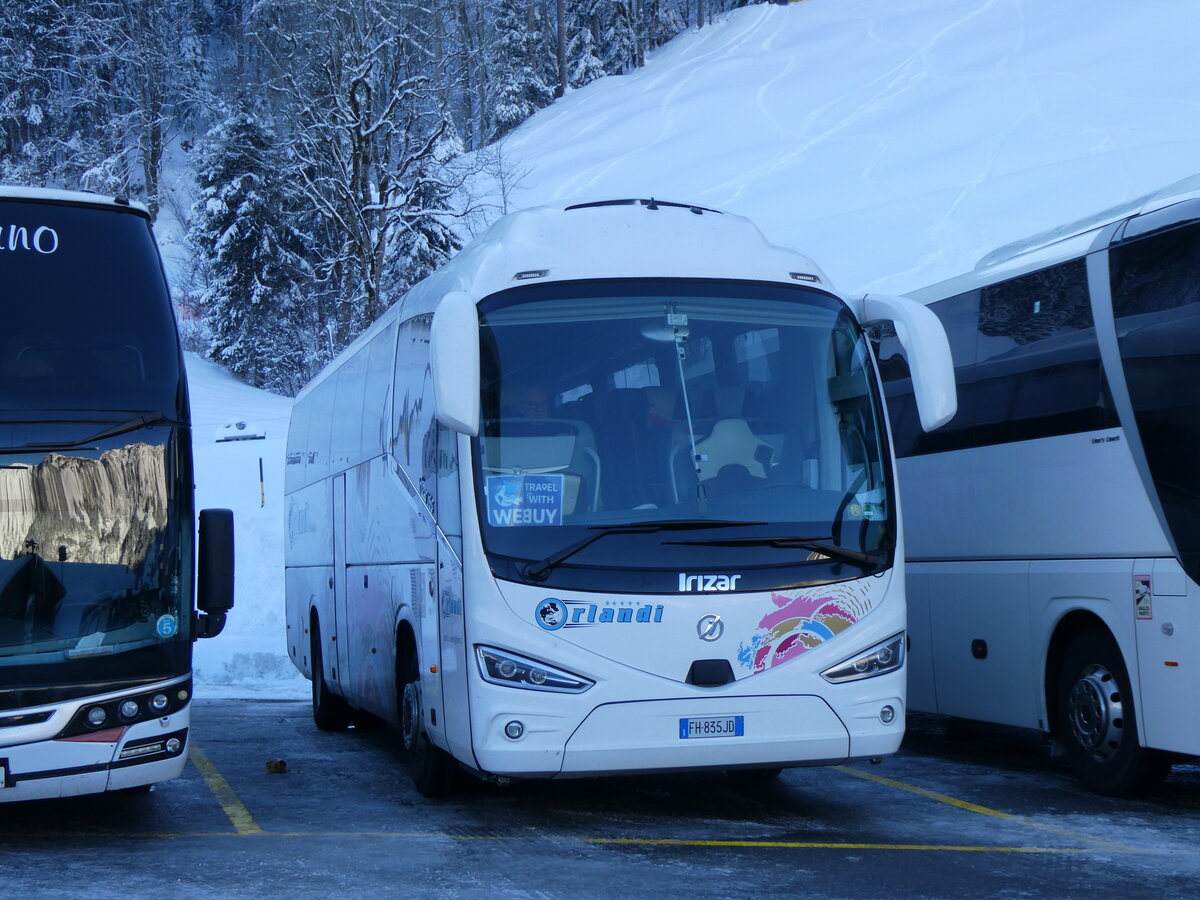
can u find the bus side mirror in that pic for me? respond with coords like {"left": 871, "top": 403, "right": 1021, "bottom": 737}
{"left": 431, "top": 291, "right": 480, "bottom": 436}
{"left": 196, "top": 508, "right": 234, "bottom": 640}
{"left": 860, "top": 293, "right": 957, "bottom": 432}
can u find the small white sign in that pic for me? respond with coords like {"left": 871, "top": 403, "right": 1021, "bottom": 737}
{"left": 1134, "top": 575, "right": 1153, "bottom": 620}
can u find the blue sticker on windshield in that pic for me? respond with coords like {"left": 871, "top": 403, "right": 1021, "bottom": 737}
{"left": 156, "top": 614, "right": 178, "bottom": 638}
{"left": 487, "top": 474, "right": 564, "bottom": 527}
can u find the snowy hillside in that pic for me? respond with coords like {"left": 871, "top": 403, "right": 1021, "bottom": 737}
{"left": 186, "top": 0, "right": 1200, "bottom": 697}
{"left": 498, "top": 0, "right": 1200, "bottom": 297}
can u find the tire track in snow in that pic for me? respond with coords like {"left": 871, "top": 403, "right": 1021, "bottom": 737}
{"left": 547, "top": 7, "right": 782, "bottom": 202}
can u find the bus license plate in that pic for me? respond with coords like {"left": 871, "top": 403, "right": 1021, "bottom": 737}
{"left": 679, "top": 715, "right": 744, "bottom": 739}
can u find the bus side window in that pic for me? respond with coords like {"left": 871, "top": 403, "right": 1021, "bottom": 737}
{"left": 437, "top": 425, "right": 463, "bottom": 559}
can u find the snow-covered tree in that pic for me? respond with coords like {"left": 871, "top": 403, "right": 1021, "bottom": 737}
{"left": 190, "top": 106, "right": 316, "bottom": 394}
{"left": 566, "top": 0, "right": 606, "bottom": 88}
{"left": 388, "top": 121, "right": 464, "bottom": 293}
{"left": 488, "top": 0, "right": 554, "bottom": 143}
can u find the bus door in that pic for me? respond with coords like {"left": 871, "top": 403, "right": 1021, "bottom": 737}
{"left": 332, "top": 472, "right": 350, "bottom": 695}
{"left": 1133, "top": 558, "right": 1200, "bottom": 754}
{"left": 434, "top": 428, "right": 472, "bottom": 762}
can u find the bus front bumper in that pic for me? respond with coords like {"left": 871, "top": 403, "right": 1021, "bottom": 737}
{"left": 472, "top": 693, "right": 902, "bottom": 778}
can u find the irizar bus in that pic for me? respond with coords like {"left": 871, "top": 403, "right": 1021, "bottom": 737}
{"left": 285, "top": 198, "right": 955, "bottom": 795}
{"left": 874, "top": 175, "right": 1200, "bottom": 795}
{"left": 0, "top": 187, "right": 234, "bottom": 802}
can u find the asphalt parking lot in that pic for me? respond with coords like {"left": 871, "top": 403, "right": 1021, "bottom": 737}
{"left": 2, "top": 700, "right": 1199, "bottom": 899}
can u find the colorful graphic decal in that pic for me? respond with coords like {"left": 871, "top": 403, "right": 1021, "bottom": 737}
{"left": 736, "top": 584, "right": 876, "bottom": 672}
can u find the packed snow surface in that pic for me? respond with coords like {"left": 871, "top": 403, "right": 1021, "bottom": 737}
{"left": 187, "top": 0, "right": 1200, "bottom": 696}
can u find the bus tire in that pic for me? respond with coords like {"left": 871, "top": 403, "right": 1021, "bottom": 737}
{"left": 310, "top": 620, "right": 351, "bottom": 732}
{"left": 1056, "top": 628, "right": 1170, "bottom": 796}
{"left": 400, "top": 678, "right": 456, "bottom": 798}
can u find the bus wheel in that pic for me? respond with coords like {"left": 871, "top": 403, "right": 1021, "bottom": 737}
{"left": 1056, "top": 628, "right": 1170, "bottom": 795}
{"left": 310, "top": 621, "right": 351, "bottom": 732}
{"left": 399, "top": 679, "right": 456, "bottom": 798}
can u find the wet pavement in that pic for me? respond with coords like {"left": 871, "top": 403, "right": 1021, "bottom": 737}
{"left": 2, "top": 701, "right": 1198, "bottom": 898}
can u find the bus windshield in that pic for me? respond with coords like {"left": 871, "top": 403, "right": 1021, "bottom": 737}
{"left": 473, "top": 279, "right": 894, "bottom": 593}
{"left": 0, "top": 199, "right": 182, "bottom": 417}
{"left": 0, "top": 426, "right": 191, "bottom": 698}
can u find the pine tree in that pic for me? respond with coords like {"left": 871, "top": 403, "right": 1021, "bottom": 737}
{"left": 389, "top": 121, "right": 465, "bottom": 293}
{"left": 190, "top": 107, "right": 315, "bottom": 394}
{"left": 567, "top": 0, "right": 606, "bottom": 88}
{"left": 488, "top": 0, "right": 554, "bottom": 143}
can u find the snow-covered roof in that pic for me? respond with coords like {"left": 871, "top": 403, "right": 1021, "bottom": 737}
{"left": 0, "top": 185, "right": 150, "bottom": 216}
{"left": 305, "top": 199, "right": 839, "bottom": 395}
{"left": 404, "top": 198, "right": 835, "bottom": 317}
{"left": 907, "top": 174, "right": 1200, "bottom": 305}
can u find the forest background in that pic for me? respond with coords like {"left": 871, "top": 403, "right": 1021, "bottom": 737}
{"left": 1, "top": 0, "right": 774, "bottom": 394}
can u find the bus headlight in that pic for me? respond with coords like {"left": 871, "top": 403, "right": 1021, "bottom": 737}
{"left": 820, "top": 633, "right": 905, "bottom": 683}
{"left": 476, "top": 647, "right": 593, "bottom": 694}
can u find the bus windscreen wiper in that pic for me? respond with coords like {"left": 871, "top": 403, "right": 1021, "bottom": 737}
{"left": 2, "top": 412, "right": 176, "bottom": 454}
{"left": 522, "top": 519, "right": 764, "bottom": 582}
{"left": 662, "top": 535, "right": 887, "bottom": 568}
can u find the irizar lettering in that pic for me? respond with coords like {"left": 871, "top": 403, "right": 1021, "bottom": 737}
{"left": 678, "top": 573, "right": 743, "bottom": 592}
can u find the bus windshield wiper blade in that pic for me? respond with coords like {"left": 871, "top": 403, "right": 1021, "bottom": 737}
{"left": 522, "top": 519, "right": 764, "bottom": 582}
{"left": 4, "top": 412, "right": 175, "bottom": 454}
{"left": 662, "top": 535, "right": 887, "bottom": 568}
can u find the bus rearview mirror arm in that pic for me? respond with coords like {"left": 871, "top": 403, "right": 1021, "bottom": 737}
{"left": 431, "top": 291, "right": 481, "bottom": 436}
{"left": 196, "top": 508, "right": 234, "bottom": 640}
{"left": 859, "top": 293, "right": 957, "bottom": 432}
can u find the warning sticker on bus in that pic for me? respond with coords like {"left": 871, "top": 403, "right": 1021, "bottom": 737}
{"left": 486, "top": 474, "right": 565, "bottom": 527}
{"left": 1135, "top": 574, "right": 1153, "bottom": 620}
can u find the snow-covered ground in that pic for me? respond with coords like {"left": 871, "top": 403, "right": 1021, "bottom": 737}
{"left": 186, "top": 0, "right": 1200, "bottom": 697}
{"left": 187, "top": 353, "right": 307, "bottom": 697}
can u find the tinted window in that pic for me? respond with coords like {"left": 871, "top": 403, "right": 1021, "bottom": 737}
{"left": 473, "top": 279, "right": 894, "bottom": 594}
{"left": 1111, "top": 220, "right": 1200, "bottom": 582}
{"left": 0, "top": 200, "right": 181, "bottom": 417}
{"left": 877, "top": 260, "right": 1116, "bottom": 457}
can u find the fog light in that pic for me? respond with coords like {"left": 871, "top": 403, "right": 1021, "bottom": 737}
{"left": 503, "top": 720, "right": 525, "bottom": 740}
{"left": 86, "top": 706, "right": 107, "bottom": 727}
{"left": 166, "top": 737, "right": 182, "bottom": 754}
{"left": 880, "top": 705, "right": 896, "bottom": 724}
{"left": 150, "top": 693, "right": 169, "bottom": 712}
{"left": 119, "top": 700, "right": 140, "bottom": 719}
{"left": 177, "top": 689, "right": 189, "bottom": 702}
{"left": 119, "top": 741, "right": 164, "bottom": 760}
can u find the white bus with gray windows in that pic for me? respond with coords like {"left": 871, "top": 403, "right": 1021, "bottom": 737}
{"left": 285, "top": 199, "right": 955, "bottom": 795}
{"left": 875, "top": 176, "right": 1200, "bottom": 795}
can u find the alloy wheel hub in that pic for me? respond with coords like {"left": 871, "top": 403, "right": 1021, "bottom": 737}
{"left": 1068, "top": 663, "right": 1124, "bottom": 762}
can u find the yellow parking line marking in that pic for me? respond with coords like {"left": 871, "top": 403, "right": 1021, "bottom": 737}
{"left": 834, "top": 765, "right": 1136, "bottom": 853}
{"left": 188, "top": 745, "right": 263, "bottom": 836}
{"left": 0, "top": 828, "right": 1191, "bottom": 854}
{"left": 584, "top": 837, "right": 1089, "bottom": 853}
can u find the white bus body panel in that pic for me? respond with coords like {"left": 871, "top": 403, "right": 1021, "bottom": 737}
{"left": 902, "top": 428, "right": 1175, "bottom": 733}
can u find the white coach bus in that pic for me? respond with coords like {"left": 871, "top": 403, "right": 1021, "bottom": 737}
{"left": 874, "top": 176, "right": 1200, "bottom": 795}
{"left": 285, "top": 198, "right": 955, "bottom": 795}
